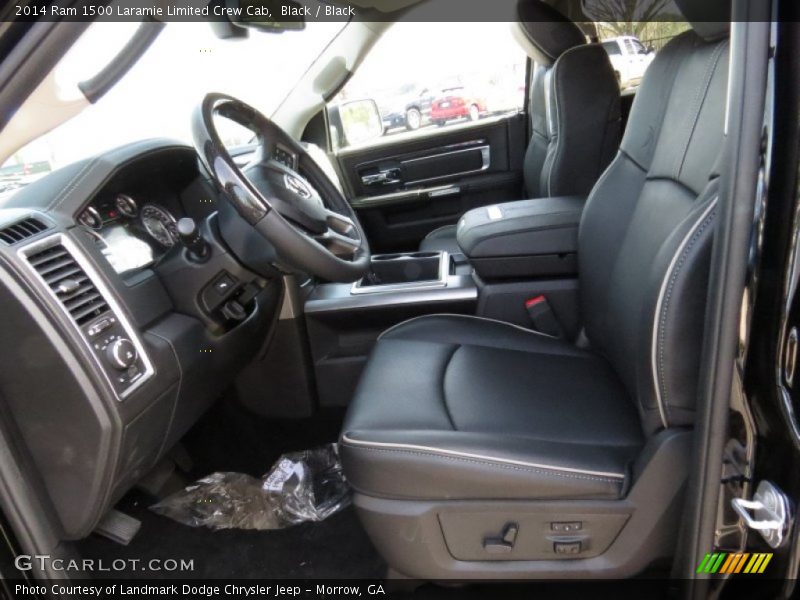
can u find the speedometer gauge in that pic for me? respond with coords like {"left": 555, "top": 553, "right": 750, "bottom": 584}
{"left": 140, "top": 204, "right": 178, "bottom": 247}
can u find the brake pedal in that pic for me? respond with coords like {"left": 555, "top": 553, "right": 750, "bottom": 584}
{"left": 93, "top": 509, "right": 141, "bottom": 546}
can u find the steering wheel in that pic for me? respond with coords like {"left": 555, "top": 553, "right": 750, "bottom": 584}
{"left": 192, "top": 93, "right": 370, "bottom": 282}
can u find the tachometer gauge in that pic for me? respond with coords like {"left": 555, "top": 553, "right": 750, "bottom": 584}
{"left": 140, "top": 204, "right": 178, "bottom": 247}
{"left": 115, "top": 194, "right": 138, "bottom": 217}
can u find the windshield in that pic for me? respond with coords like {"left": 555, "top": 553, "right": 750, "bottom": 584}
{"left": 0, "top": 21, "right": 344, "bottom": 198}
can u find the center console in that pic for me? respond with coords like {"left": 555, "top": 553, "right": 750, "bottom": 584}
{"left": 304, "top": 196, "right": 588, "bottom": 407}
{"left": 304, "top": 250, "right": 477, "bottom": 406}
{"left": 456, "top": 195, "right": 585, "bottom": 280}
{"left": 351, "top": 251, "right": 448, "bottom": 294}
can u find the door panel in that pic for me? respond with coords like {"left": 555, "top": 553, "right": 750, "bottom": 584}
{"left": 336, "top": 113, "right": 526, "bottom": 252}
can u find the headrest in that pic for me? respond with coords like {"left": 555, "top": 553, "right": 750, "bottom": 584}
{"left": 512, "top": 0, "right": 586, "bottom": 66}
{"left": 672, "top": 0, "right": 731, "bottom": 41}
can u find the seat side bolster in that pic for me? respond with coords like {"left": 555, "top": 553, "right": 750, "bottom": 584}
{"left": 340, "top": 436, "right": 627, "bottom": 501}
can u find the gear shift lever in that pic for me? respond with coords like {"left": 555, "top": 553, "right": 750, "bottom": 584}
{"left": 177, "top": 218, "right": 210, "bottom": 262}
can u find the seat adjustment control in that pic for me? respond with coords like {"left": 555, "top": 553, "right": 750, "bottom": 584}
{"left": 483, "top": 522, "right": 519, "bottom": 554}
{"left": 551, "top": 521, "right": 582, "bottom": 533}
{"left": 554, "top": 540, "right": 582, "bottom": 555}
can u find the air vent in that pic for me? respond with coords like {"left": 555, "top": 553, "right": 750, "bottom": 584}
{"left": 0, "top": 217, "right": 49, "bottom": 245}
{"left": 27, "top": 243, "right": 110, "bottom": 325}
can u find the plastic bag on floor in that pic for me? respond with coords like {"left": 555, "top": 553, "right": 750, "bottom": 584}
{"left": 149, "top": 443, "right": 351, "bottom": 530}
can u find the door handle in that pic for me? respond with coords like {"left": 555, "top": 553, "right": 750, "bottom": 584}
{"left": 362, "top": 168, "right": 401, "bottom": 186}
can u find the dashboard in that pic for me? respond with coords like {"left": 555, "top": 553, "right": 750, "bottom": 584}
{"left": 0, "top": 141, "right": 281, "bottom": 542}
{"left": 73, "top": 147, "right": 217, "bottom": 278}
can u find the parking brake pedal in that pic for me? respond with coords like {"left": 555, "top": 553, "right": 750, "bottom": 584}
{"left": 93, "top": 509, "right": 141, "bottom": 546}
{"left": 483, "top": 522, "right": 519, "bottom": 554}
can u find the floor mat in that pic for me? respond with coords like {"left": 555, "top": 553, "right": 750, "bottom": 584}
{"left": 79, "top": 490, "right": 385, "bottom": 579}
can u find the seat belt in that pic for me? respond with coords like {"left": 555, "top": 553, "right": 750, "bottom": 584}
{"left": 524, "top": 295, "right": 565, "bottom": 338}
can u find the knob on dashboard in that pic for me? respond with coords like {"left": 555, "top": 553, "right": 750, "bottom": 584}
{"left": 177, "top": 217, "right": 210, "bottom": 261}
{"left": 106, "top": 338, "right": 137, "bottom": 370}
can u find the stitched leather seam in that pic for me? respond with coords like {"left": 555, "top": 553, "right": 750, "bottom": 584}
{"left": 673, "top": 40, "right": 727, "bottom": 179}
{"left": 440, "top": 345, "right": 460, "bottom": 431}
{"left": 672, "top": 41, "right": 709, "bottom": 176}
{"left": 547, "top": 52, "right": 563, "bottom": 196}
{"left": 652, "top": 199, "right": 718, "bottom": 427}
{"left": 48, "top": 144, "right": 190, "bottom": 211}
{"left": 658, "top": 207, "right": 716, "bottom": 423}
{"left": 342, "top": 444, "right": 624, "bottom": 484}
{"left": 470, "top": 220, "right": 579, "bottom": 239}
{"left": 377, "top": 313, "right": 560, "bottom": 342}
{"left": 47, "top": 160, "right": 97, "bottom": 210}
{"left": 548, "top": 45, "right": 610, "bottom": 196}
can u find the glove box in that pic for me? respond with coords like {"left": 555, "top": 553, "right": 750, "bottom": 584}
{"left": 456, "top": 196, "right": 585, "bottom": 280}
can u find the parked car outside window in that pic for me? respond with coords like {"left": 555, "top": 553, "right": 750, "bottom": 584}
{"left": 329, "top": 22, "right": 526, "bottom": 150}
{"left": 600, "top": 35, "right": 656, "bottom": 89}
{"left": 429, "top": 86, "right": 487, "bottom": 126}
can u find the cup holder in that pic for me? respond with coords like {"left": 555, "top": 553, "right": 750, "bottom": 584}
{"left": 371, "top": 251, "right": 440, "bottom": 262}
{"left": 352, "top": 251, "right": 448, "bottom": 294}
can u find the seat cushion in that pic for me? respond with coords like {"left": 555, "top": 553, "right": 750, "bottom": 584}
{"left": 340, "top": 315, "right": 644, "bottom": 501}
{"left": 418, "top": 225, "right": 461, "bottom": 255}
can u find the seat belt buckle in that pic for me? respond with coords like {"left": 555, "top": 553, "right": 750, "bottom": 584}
{"left": 525, "top": 295, "right": 564, "bottom": 338}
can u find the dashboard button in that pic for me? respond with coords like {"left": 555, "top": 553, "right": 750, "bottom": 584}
{"left": 87, "top": 316, "right": 114, "bottom": 337}
{"left": 213, "top": 273, "right": 237, "bottom": 296}
{"left": 106, "top": 338, "right": 137, "bottom": 370}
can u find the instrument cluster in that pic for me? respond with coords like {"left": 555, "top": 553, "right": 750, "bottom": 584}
{"left": 77, "top": 194, "right": 182, "bottom": 275}
{"left": 78, "top": 194, "right": 180, "bottom": 248}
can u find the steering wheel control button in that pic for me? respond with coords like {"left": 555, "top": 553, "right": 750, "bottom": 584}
{"left": 106, "top": 338, "right": 138, "bottom": 370}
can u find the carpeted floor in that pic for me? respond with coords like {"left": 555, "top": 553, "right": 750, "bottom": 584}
{"left": 78, "top": 491, "right": 384, "bottom": 579}
{"left": 77, "top": 398, "right": 386, "bottom": 579}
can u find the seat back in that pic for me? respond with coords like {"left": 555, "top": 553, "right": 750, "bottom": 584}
{"left": 513, "top": 0, "right": 621, "bottom": 197}
{"left": 578, "top": 17, "right": 730, "bottom": 434}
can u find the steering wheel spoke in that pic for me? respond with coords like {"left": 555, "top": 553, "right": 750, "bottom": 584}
{"left": 325, "top": 208, "right": 358, "bottom": 236}
{"left": 313, "top": 212, "right": 361, "bottom": 258}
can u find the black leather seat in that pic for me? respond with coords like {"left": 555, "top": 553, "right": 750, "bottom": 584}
{"left": 342, "top": 0, "right": 730, "bottom": 579}
{"left": 420, "top": 0, "right": 621, "bottom": 255}
{"left": 342, "top": 315, "right": 643, "bottom": 501}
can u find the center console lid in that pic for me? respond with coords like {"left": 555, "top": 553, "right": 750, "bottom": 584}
{"left": 456, "top": 196, "right": 585, "bottom": 280}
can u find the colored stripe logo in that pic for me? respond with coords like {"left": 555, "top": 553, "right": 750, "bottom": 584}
{"left": 696, "top": 552, "right": 773, "bottom": 574}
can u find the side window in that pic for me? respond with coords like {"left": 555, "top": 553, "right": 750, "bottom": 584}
{"left": 630, "top": 38, "right": 648, "bottom": 55}
{"left": 623, "top": 38, "right": 636, "bottom": 54}
{"left": 328, "top": 22, "right": 526, "bottom": 151}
